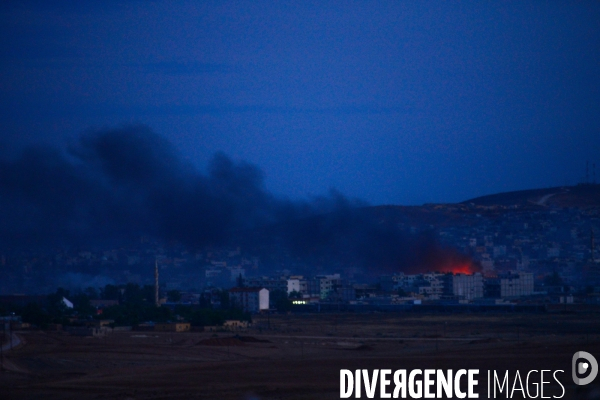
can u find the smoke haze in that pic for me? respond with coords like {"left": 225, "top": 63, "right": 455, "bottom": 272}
{"left": 0, "top": 125, "right": 474, "bottom": 276}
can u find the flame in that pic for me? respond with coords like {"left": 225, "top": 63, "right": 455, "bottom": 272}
{"left": 450, "top": 263, "right": 473, "bottom": 274}
{"left": 435, "top": 262, "right": 476, "bottom": 274}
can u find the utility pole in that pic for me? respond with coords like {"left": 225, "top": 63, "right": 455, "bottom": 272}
{"left": 1, "top": 322, "right": 4, "bottom": 372}
{"left": 592, "top": 229, "right": 596, "bottom": 263}
{"left": 586, "top": 161, "right": 590, "bottom": 184}
{"left": 155, "top": 259, "right": 160, "bottom": 307}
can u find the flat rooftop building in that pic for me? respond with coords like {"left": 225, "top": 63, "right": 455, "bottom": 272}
{"left": 229, "top": 287, "right": 269, "bottom": 313}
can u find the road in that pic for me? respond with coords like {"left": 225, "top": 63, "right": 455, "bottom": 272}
{"left": 1, "top": 331, "right": 21, "bottom": 352}
{"left": 535, "top": 192, "right": 558, "bottom": 206}
{"left": 258, "top": 334, "right": 475, "bottom": 341}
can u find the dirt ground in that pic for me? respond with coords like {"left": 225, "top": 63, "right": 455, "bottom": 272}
{"left": 1, "top": 312, "right": 600, "bottom": 399}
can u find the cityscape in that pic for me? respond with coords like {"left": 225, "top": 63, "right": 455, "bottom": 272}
{"left": 2, "top": 183, "right": 599, "bottom": 320}
{"left": 2, "top": 1, "right": 600, "bottom": 399}
{"left": 3, "top": 184, "right": 600, "bottom": 399}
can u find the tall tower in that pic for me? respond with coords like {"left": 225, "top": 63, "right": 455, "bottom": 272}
{"left": 155, "top": 259, "right": 160, "bottom": 307}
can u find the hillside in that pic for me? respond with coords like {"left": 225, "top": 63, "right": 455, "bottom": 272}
{"left": 462, "top": 184, "right": 600, "bottom": 208}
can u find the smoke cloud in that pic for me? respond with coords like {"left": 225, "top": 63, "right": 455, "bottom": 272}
{"left": 0, "top": 125, "right": 474, "bottom": 275}
{"left": 0, "top": 125, "right": 277, "bottom": 247}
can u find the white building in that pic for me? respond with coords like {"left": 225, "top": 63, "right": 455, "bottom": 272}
{"left": 62, "top": 297, "right": 74, "bottom": 309}
{"left": 393, "top": 273, "right": 445, "bottom": 300}
{"left": 451, "top": 273, "right": 484, "bottom": 300}
{"left": 500, "top": 272, "right": 534, "bottom": 298}
{"left": 229, "top": 287, "right": 269, "bottom": 313}
{"left": 421, "top": 273, "right": 445, "bottom": 300}
{"left": 315, "top": 274, "right": 342, "bottom": 299}
{"left": 287, "top": 278, "right": 300, "bottom": 294}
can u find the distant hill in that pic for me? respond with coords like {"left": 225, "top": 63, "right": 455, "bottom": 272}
{"left": 462, "top": 184, "right": 600, "bottom": 208}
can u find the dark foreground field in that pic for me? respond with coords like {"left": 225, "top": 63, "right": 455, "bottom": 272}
{"left": 2, "top": 312, "right": 600, "bottom": 399}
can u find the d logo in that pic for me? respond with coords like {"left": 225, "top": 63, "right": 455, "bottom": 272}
{"left": 572, "top": 351, "right": 598, "bottom": 385}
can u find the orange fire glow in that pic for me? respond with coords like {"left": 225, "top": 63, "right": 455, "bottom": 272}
{"left": 435, "top": 262, "right": 477, "bottom": 274}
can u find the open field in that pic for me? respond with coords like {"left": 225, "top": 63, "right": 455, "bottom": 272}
{"left": 2, "top": 312, "right": 600, "bottom": 399}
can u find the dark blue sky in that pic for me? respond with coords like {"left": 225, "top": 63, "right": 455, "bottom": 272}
{"left": 1, "top": 1, "right": 599, "bottom": 205}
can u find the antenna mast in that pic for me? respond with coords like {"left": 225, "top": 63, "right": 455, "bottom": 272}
{"left": 592, "top": 229, "right": 596, "bottom": 263}
{"left": 586, "top": 161, "right": 590, "bottom": 184}
{"left": 155, "top": 259, "right": 160, "bottom": 307}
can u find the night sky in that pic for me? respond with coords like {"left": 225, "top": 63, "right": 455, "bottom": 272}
{"left": 1, "top": 2, "right": 599, "bottom": 206}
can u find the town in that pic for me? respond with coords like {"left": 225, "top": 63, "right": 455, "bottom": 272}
{"left": 1, "top": 186, "right": 600, "bottom": 335}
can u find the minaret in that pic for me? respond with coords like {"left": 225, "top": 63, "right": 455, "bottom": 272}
{"left": 155, "top": 259, "right": 160, "bottom": 307}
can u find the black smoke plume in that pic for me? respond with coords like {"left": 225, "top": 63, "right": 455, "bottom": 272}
{"left": 0, "top": 125, "right": 473, "bottom": 275}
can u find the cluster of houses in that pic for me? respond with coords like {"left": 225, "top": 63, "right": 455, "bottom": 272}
{"left": 433, "top": 203, "right": 600, "bottom": 286}
{"left": 386, "top": 271, "right": 534, "bottom": 303}
{"left": 227, "top": 271, "right": 537, "bottom": 312}
{"left": 2, "top": 195, "right": 599, "bottom": 313}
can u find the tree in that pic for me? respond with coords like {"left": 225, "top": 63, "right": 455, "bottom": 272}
{"left": 101, "top": 284, "right": 120, "bottom": 300}
{"left": 544, "top": 271, "right": 563, "bottom": 286}
{"left": 236, "top": 273, "right": 244, "bottom": 288}
{"left": 270, "top": 289, "right": 292, "bottom": 312}
{"left": 84, "top": 287, "right": 99, "bottom": 300}
{"left": 142, "top": 285, "right": 155, "bottom": 303}
{"left": 219, "top": 289, "right": 230, "bottom": 309}
{"left": 124, "top": 283, "right": 144, "bottom": 305}
{"left": 72, "top": 293, "right": 95, "bottom": 316}
{"left": 21, "top": 303, "right": 51, "bottom": 328}
{"left": 167, "top": 290, "right": 182, "bottom": 302}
